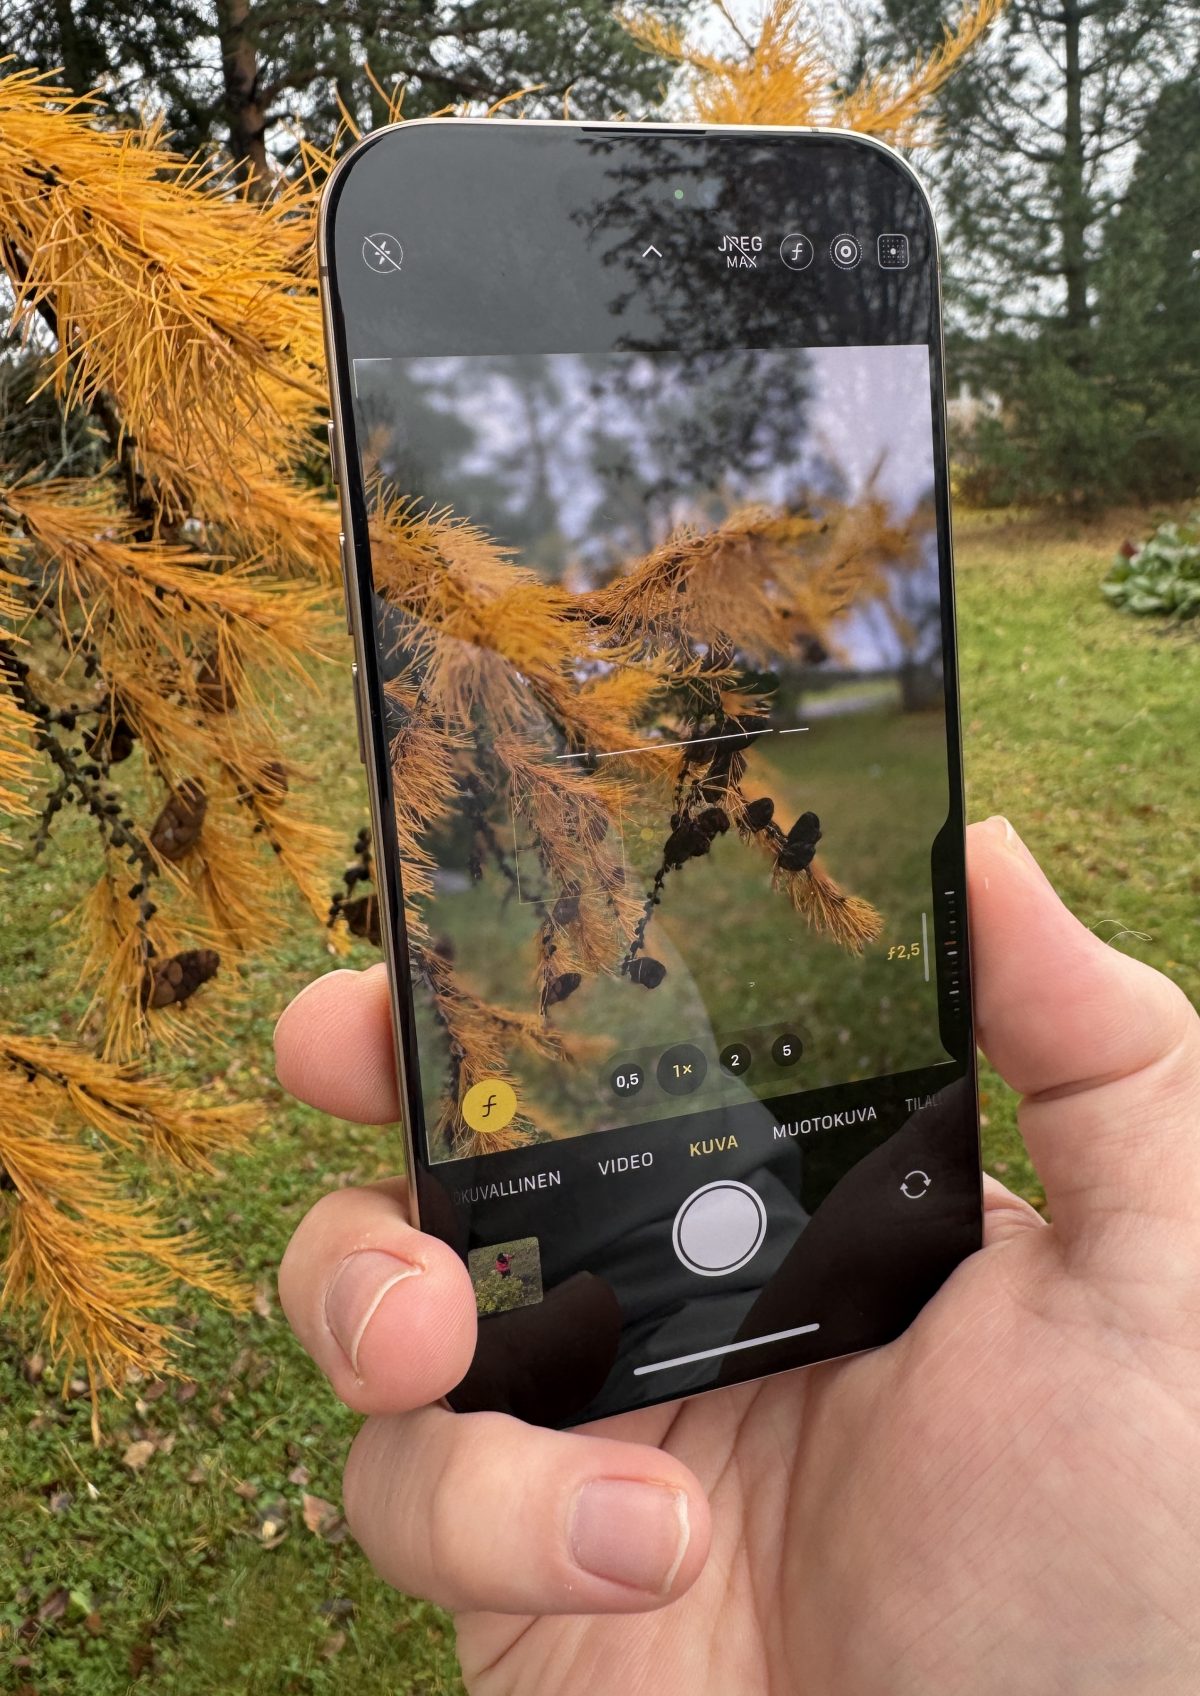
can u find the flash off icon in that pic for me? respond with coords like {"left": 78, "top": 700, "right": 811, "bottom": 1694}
{"left": 362, "top": 232, "right": 403, "bottom": 274}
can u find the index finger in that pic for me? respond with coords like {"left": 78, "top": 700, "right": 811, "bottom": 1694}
{"left": 274, "top": 962, "right": 401, "bottom": 1124}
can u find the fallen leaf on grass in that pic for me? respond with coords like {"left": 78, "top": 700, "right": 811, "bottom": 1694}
{"left": 234, "top": 1479, "right": 259, "bottom": 1501}
{"left": 37, "top": 1586, "right": 70, "bottom": 1624}
{"left": 122, "top": 1440, "right": 155, "bottom": 1472}
{"left": 129, "top": 1639, "right": 156, "bottom": 1676}
{"left": 302, "top": 1493, "right": 349, "bottom": 1543}
{"left": 322, "top": 1630, "right": 347, "bottom": 1660}
{"left": 255, "top": 1496, "right": 290, "bottom": 1548}
{"left": 253, "top": 1277, "right": 274, "bottom": 1319}
{"left": 287, "top": 1464, "right": 310, "bottom": 1486}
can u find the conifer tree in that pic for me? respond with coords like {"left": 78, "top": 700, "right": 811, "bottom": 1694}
{"left": 0, "top": 0, "right": 1000, "bottom": 1412}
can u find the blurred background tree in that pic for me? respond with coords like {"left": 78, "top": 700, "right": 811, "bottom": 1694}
{"left": 0, "top": 0, "right": 694, "bottom": 190}
{"left": 855, "top": 0, "right": 1200, "bottom": 505}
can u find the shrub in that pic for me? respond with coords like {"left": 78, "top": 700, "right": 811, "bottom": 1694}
{"left": 473, "top": 1271, "right": 527, "bottom": 1316}
{"left": 1103, "top": 518, "right": 1200, "bottom": 621}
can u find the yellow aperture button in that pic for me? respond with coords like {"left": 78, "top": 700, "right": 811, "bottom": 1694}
{"left": 461, "top": 1078, "right": 518, "bottom": 1135}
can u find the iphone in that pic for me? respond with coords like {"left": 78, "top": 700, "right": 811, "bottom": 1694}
{"left": 319, "top": 120, "right": 981, "bottom": 1426}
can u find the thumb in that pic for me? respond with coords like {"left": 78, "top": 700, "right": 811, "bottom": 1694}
{"left": 968, "top": 817, "right": 1199, "bottom": 1262}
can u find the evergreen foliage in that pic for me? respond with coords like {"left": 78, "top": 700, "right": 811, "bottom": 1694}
{"left": 0, "top": 2, "right": 1000, "bottom": 1406}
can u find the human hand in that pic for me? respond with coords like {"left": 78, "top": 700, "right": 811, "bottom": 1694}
{"left": 275, "top": 818, "right": 1200, "bottom": 1696}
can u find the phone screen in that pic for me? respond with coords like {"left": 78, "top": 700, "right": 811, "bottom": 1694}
{"left": 324, "top": 125, "right": 980, "bottom": 1425}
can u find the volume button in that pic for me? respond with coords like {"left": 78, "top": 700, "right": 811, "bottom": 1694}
{"left": 350, "top": 662, "right": 366, "bottom": 764}
{"left": 326, "top": 420, "right": 340, "bottom": 484}
{"left": 338, "top": 532, "right": 353, "bottom": 634}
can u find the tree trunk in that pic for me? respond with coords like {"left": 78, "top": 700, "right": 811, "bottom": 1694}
{"left": 51, "top": 0, "right": 100, "bottom": 96}
{"left": 1060, "top": 0, "right": 1092, "bottom": 365}
{"left": 215, "top": 0, "right": 272, "bottom": 195}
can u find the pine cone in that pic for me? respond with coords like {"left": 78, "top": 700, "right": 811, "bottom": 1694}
{"left": 663, "top": 820, "right": 713, "bottom": 870}
{"left": 150, "top": 780, "right": 207, "bottom": 860}
{"left": 551, "top": 882, "right": 581, "bottom": 926}
{"left": 695, "top": 806, "right": 730, "bottom": 839}
{"left": 141, "top": 947, "right": 220, "bottom": 1009}
{"left": 86, "top": 706, "right": 136, "bottom": 764}
{"left": 628, "top": 956, "right": 667, "bottom": 989}
{"left": 253, "top": 759, "right": 288, "bottom": 798}
{"left": 744, "top": 795, "right": 775, "bottom": 832}
{"left": 342, "top": 893, "right": 382, "bottom": 946}
{"left": 543, "top": 970, "right": 582, "bottom": 1008}
{"left": 776, "top": 810, "right": 822, "bottom": 872}
{"left": 196, "top": 651, "right": 236, "bottom": 713}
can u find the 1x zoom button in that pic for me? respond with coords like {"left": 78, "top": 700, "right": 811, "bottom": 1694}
{"left": 672, "top": 1180, "right": 767, "bottom": 1277}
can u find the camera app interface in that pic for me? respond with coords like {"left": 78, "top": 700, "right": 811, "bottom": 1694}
{"left": 351, "top": 339, "right": 956, "bottom": 1165}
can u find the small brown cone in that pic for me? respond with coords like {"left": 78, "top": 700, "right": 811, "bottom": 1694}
{"left": 141, "top": 948, "right": 221, "bottom": 1009}
{"left": 150, "top": 780, "right": 207, "bottom": 861}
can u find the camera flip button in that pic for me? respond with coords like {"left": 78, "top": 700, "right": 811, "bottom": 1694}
{"left": 672, "top": 1181, "right": 767, "bottom": 1277}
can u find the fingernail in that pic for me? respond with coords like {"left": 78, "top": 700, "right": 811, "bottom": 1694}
{"left": 324, "top": 1250, "right": 421, "bottom": 1376}
{"left": 982, "top": 815, "right": 1051, "bottom": 880}
{"left": 569, "top": 1479, "right": 690, "bottom": 1596}
{"left": 982, "top": 813, "right": 1022, "bottom": 848}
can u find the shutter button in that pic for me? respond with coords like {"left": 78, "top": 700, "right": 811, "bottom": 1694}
{"left": 672, "top": 1181, "right": 767, "bottom": 1277}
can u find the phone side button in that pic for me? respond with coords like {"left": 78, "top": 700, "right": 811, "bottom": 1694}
{"left": 350, "top": 662, "right": 366, "bottom": 764}
{"left": 338, "top": 533, "right": 353, "bottom": 634}
{"left": 327, "top": 420, "right": 340, "bottom": 484}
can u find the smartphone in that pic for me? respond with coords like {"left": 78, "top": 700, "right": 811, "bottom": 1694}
{"left": 319, "top": 120, "right": 981, "bottom": 1427}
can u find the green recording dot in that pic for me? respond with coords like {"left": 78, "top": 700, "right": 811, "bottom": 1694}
{"left": 674, "top": 188, "right": 684, "bottom": 200}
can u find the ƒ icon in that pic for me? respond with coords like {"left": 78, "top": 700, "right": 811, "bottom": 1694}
{"left": 461, "top": 1078, "right": 517, "bottom": 1134}
{"left": 362, "top": 232, "right": 403, "bottom": 274}
{"left": 779, "top": 232, "right": 814, "bottom": 271}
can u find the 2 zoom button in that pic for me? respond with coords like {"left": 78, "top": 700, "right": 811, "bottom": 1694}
{"left": 672, "top": 1181, "right": 768, "bottom": 1277}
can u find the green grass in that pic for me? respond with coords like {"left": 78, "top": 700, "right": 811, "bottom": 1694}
{"left": 956, "top": 507, "right": 1199, "bottom": 1201}
{"left": 2, "top": 507, "right": 1197, "bottom": 1692}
